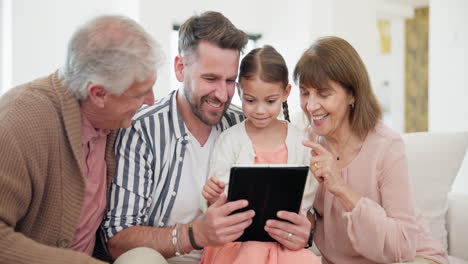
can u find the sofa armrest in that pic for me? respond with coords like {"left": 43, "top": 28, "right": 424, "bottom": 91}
{"left": 447, "top": 193, "right": 468, "bottom": 260}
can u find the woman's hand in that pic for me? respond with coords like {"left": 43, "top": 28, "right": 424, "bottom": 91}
{"left": 303, "top": 140, "right": 345, "bottom": 196}
{"left": 264, "top": 211, "right": 311, "bottom": 250}
{"left": 303, "top": 140, "right": 361, "bottom": 211}
{"left": 202, "top": 176, "right": 226, "bottom": 205}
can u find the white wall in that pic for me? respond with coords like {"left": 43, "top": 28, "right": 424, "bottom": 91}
{"left": 332, "top": 0, "right": 380, "bottom": 79}
{"left": 428, "top": 0, "right": 468, "bottom": 132}
{"left": 1, "top": 0, "right": 12, "bottom": 94}
{"left": 0, "top": 0, "right": 3, "bottom": 94}
{"left": 374, "top": 0, "right": 414, "bottom": 133}
{"left": 388, "top": 19, "right": 406, "bottom": 133}
{"left": 8, "top": 0, "right": 138, "bottom": 88}
{"left": 428, "top": 0, "right": 468, "bottom": 194}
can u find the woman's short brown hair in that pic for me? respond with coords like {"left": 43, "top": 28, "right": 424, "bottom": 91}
{"left": 293, "top": 36, "right": 382, "bottom": 139}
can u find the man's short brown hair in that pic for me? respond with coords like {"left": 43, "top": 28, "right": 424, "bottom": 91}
{"left": 178, "top": 11, "right": 248, "bottom": 59}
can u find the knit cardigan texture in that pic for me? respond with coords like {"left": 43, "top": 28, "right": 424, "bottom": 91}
{"left": 0, "top": 71, "right": 116, "bottom": 264}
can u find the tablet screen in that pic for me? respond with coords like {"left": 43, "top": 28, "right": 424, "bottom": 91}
{"left": 227, "top": 165, "right": 308, "bottom": 242}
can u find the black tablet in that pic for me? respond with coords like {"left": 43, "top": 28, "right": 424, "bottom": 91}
{"left": 227, "top": 164, "right": 309, "bottom": 242}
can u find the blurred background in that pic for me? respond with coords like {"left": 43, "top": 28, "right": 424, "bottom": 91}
{"left": 1, "top": 0, "right": 467, "bottom": 192}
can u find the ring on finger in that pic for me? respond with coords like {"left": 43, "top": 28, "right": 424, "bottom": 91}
{"left": 287, "top": 232, "right": 293, "bottom": 241}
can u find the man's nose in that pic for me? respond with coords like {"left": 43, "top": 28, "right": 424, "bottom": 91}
{"left": 214, "top": 82, "right": 229, "bottom": 103}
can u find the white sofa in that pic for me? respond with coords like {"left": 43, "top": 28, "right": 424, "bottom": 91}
{"left": 402, "top": 131, "right": 468, "bottom": 264}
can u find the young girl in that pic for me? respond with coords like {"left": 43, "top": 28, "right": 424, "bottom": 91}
{"left": 199, "top": 45, "right": 320, "bottom": 264}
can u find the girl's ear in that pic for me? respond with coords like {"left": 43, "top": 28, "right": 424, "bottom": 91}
{"left": 282, "top": 84, "right": 292, "bottom": 102}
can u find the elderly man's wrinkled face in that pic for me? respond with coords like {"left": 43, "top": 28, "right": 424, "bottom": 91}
{"left": 104, "top": 76, "right": 156, "bottom": 129}
{"left": 300, "top": 80, "right": 354, "bottom": 138}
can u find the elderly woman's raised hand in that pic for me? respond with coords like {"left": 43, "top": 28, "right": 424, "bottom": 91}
{"left": 303, "top": 140, "right": 345, "bottom": 196}
{"left": 303, "top": 140, "right": 361, "bottom": 211}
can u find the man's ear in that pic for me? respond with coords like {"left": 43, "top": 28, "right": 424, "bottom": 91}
{"left": 174, "top": 55, "right": 185, "bottom": 82}
{"left": 282, "top": 84, "right": 292, "bottom": 102}
{"left": 87, "top": 83, "right": 107, "bottom": 108}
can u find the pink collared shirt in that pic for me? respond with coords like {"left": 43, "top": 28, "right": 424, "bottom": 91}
{"left": 70, "top": 111, "right": 110, "bottom": 255}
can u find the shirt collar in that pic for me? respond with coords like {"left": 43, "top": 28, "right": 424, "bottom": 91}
{"left": 169, "top": 90, "right": 188, "bottom": 140}
{"left": 80, "top": 108, "right": 110, "bottom": 145}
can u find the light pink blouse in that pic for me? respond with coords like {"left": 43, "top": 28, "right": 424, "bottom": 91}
{"left": 314, "top": 123, "right": 448, "bottom": 264}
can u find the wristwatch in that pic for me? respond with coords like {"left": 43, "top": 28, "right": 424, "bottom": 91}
{"left": 305, "top": 207, "right": 319, "bottom": 248}
{"left": 305, "top": 227, "right": 315, "bottom": 248}
{"left": 188, "top": 222, "right": 203, "bottom": 250}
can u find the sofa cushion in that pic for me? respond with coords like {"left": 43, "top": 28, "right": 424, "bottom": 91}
{"left": 447, "top": 193, "right": 468, "bottom": 259}
{"left": 448, "top": 255, "right": 468, "bottom": 264}
{"left": 401, "top": 131, "right": 468, "bottom": 251}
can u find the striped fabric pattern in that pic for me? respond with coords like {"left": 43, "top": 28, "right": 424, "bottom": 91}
{"left": 103, "top": 90, "right": 244, "bottom": 240}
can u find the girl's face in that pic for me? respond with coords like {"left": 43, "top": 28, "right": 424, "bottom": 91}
{"left": 299, "top": 80, "right": 354, "bottom": 138}
{"left": 239, "top": 77, "right": 290, "bottom": 129}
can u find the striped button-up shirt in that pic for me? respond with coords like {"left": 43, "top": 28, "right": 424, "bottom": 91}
{"left": 103, "top": 90, "right": 244, "bottom": 240}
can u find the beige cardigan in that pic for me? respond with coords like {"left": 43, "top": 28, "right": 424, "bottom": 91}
{"left": 0, "top": 72, "right": 116, "bottom": 264}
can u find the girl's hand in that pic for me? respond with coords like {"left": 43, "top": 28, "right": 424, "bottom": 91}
{"left": 303, "top": 140, "right": 345, "bottom": 196}
{"left": 202, "top": 176, "right": 226, "bottom": 205}
{"left": 264, "top": 211, "right": 311, "bottom": 250}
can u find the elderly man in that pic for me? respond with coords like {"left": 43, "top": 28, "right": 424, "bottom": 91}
{"left": 103, "top": 11, "right": 255, "bottom": 264}
{"left": 0, "top": 15, "right": 163, "bottom": 264}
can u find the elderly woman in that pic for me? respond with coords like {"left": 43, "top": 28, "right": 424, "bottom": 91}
{"left": 295, "top": 36, "right": 448, "bottom": 264}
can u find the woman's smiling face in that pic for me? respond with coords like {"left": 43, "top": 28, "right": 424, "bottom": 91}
{"left": 300, "top": 80, "right": 354, "bottom": 138}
